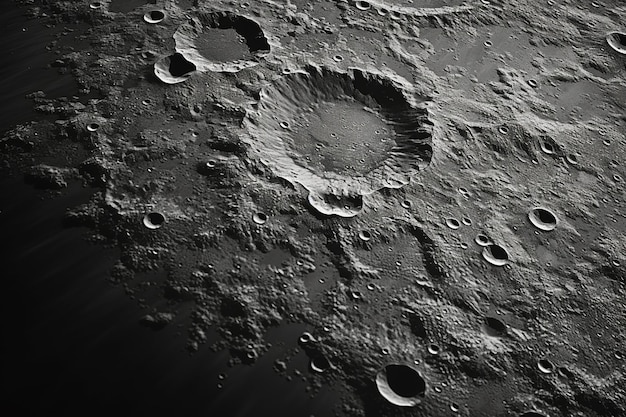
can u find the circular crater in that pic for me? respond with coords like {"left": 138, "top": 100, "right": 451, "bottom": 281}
{"left": 539, "top": 139, "right": 556, "bottom": 155}
{"left": 310, "top": 355, "right": 331, "bottom": 373}
{"left": 143, "top": 212, "right": 165, "bottom": 229}
{"left": 482, "top": 243, "right": 509, "bottom": 266}
{"left": 537, "top": 358, "right": 555, "bottom": 374}
{"left": 252, "top": 212, "right": 268, "bottom": 225}
{"left": 355, "top": 1, "right": 372, "bottom": 10}
{"left": 358, "top": 230, "right": 372, "bottom": 241}
{"left": 427, "top": 344, "right": 440, "bottom": 355}
{"left": 606, "top": 32, "right": 626, "bottom": 55}
{"left": 144, "top": 9, "right": 166, "bottom": 24}
{"left": 566, "top": 153, "right": 578, "bottom": 165}
{"left": 528, "top": 207, "right": 558, "bottom": 231}
{"left": 475, "top": 233, "right": 491, "bottom": 246}
{"left": 154, "top": 52, "right": 197, "bottom": 84}
{"left": 376, "top": 364, "right": 426, "bottom": 407}
{"left": 174, "top": 11, "right": 270, "bottom": 73}
{"left": 299, "top": 332, "right": 315, "bottom": 345}
{"left": 445, "top": 217, "right": 460, "bottom": 230}
{"left": 243, "top": 65, "right": 433, "bottom": 217}
{"left": 87, "top": 122, "right": 100, "bottom": 132}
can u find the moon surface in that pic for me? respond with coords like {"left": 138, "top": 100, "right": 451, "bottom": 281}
{"left": 1, "top": 0, "right": 625, "bottom": 416}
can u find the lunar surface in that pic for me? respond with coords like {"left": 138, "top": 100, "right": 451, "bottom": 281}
{"left": 1, "top": 0, "right": 625, "bottom": 416}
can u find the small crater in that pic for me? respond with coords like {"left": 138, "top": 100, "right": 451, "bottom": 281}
{"left": 143, "top": 212, "right": 165, "bottom": 229}
{"left": 482, "top": 316, "right": 507, "bottom": 337}
{"left": 355, "top": 1, "right": 372, "bottom": 11}
{"left": 528, "top": 207, "right": 558, "bottom": 231}
{"left": 299, "top": 332, "right": 316, "bottom": 345}
{"left": 154, "top": 53, "right": 196, "bottom": 84}
{"left": 358, "top": 230, "right": 372, "bottom": 241}
{"left": 482, "top": 244, "right": 509, "bottom": 266}
{"left": 427, "top": 344, "right": 440, "bottom": 355}
{"left": 558, "top": 366, "right": 575, "bottom": 379}
{"left": 539, "top": 139, "right": 556, "bottom": 155}
{"left": 144, "top": 10, "right": 166, "bottom": 24}
{"left": 252, "top": 212, "right": 268, "bottom": 225}
{"left": 445, "top": 217, "right": 460, "bottom": 229}
{"left": 537, "top": 358, "right": 554, "bottom": 374}
{"left": 376, "top": 364, "right": 426, "bottom": 407}
{"left": 566, "top": 153, "right": 578, "bottom": 165}
{"left": 606, "top": 32, "right": 626, "bottom": 55}
{"left": 475, "top": 233, "right": 491, "bottom": 246}
{"left": 198, "top": 159, "right": 217, "bottom": 173}
{"left": 87, "top": 122, "right": 100, "bottom": 132}
{"left": 390, "top": 10, "right": 402, "bottom": 20}
{"left": 310, "top": 355, "right": 331, "bottom": 373}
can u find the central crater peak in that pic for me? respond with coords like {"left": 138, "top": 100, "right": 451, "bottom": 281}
{"left": 243, "top": 65, "right": 434, "bottom": 217}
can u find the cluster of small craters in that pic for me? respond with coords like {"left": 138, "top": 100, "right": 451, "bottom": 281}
{"left": 3, "top": 0, "right": 625, "bottom": 416}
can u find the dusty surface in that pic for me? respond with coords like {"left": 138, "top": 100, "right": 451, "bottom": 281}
{"left": 2, "top": 0, "right": 625, "bottom": 416}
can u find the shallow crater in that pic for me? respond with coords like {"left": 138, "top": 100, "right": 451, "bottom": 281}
{"left": 243, "top": 65, "right": 433, "bottom": 216}
{"left": 174, "top": 10, "right": 270, "bottom": 73}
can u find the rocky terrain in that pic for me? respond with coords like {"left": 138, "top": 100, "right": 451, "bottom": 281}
{"left": 1, "top": 0, "right": 625, "bottom": 416}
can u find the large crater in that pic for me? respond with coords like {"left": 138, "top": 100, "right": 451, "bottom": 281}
{"left": 243, "top": 65, "right": 433, "bottom": 216}
{"left": 174, "top": 11, "right": 271, "bottom": 73}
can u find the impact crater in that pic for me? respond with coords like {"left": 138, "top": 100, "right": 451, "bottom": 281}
{"left": 174, "top": 10, "right": 271, "bottom": 73}
{"left": 243, "top": 65, "right": 434, "bottom": 216}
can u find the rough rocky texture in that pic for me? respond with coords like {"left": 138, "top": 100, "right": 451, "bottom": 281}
{"left": 2, "top": 0, "right": 625, "bottom": 416}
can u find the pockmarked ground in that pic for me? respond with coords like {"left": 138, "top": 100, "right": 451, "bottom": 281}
{"left": 2, "top": 1, "right": 625, "bottom": 416}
